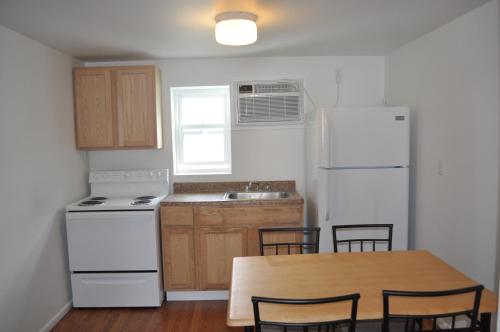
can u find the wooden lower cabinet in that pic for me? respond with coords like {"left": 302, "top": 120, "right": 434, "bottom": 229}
{"left": 161, "top": 226, "right": 196, "bottom": 290}
{"left": 196, "top": 227, "right": 248, "bottom": 290}
{"left": 251, "top": 225, "right": 305, "bottom": 256}
{"left": 161, "top": 206, "right": 193, "bottom": 226}
{"left": 161, "top": 203, "right": 303, "bottom": 291}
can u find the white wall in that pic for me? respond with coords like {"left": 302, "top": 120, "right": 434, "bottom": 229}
{"left": 497, "top": 0, "right": 500, "bottom": 294}
{"left": 0, "top": 25, "right": 88, "bottom": 332}
{"left": 386, "top": 0, "right": 499, "bottom": 289}
{"left": 87, "top": 57, "right": 385, "bottom": 200}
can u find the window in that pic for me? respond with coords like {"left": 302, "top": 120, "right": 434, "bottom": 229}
{"left": 171, "top": 86, "right": 231, "bottom": 175}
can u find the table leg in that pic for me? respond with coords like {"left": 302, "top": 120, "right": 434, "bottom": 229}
{"left": 480, "top": 313, "right": 491, "bottom": 332}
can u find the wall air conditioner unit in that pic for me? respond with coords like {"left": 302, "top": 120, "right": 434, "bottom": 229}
{"left": 234, "top": 80, "right": 304, "bottom": 125}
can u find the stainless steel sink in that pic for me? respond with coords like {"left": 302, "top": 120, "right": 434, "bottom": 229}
{"left": 224, "top": 191, "right": 290, "bottom": 200}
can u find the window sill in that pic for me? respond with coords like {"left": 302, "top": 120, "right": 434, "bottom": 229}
{"left": 174, "top": 171, "right": 232, "bottom": 176}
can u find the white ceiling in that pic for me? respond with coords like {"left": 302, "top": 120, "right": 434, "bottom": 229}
{"left": 0, "top": 0, "right": 491, "bottom": 61}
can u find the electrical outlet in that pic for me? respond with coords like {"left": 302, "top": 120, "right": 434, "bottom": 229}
{"left": 335, "top": 69, "right": 342, "bottom": 84}
{"left": 437, "top": 159, "right": 443, "bottom": 175}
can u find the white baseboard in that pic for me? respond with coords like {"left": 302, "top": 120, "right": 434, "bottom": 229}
{"left": 39, "top": 300, "right": 72, "bottom": 332}
{"left": 166, "top": 291, "right": 228, "bottom": 301}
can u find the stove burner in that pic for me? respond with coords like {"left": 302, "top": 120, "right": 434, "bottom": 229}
{"left": 90, "top": 196, "right": 107, "bottom": 201}
{"left": 131, "top": 199, "right": 152, "bottom": 206}
{"left": 135, "top": 195, "right": 157, "bottom": 200}
{"left": 79, "top": 200, "right": 105, "bottom": 206}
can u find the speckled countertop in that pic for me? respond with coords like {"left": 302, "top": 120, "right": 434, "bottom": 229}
{"left": 161, "top": 181, "right": 304, "bottom": 206}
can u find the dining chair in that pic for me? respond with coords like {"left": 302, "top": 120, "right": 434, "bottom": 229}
{"left": 258, "top": 227, "right": 321, "bottom": 256}
{"left": 382, "top": 285, "right": 484, "bottom": 332}
{"left": 332, "top": 224, "right": 393, "bottom": 253}
{"left": 252, "top": 293, "right": 360, "bottom": 332}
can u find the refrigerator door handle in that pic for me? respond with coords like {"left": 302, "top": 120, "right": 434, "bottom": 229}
{"left": 325, "top": 170, "right": 330, "bottom": 221}
{"left": 319, "top": 109, "right": 332, "bottom": 168}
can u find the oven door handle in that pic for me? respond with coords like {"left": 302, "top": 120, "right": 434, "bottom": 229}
{"left": 80, "top": 276, "right": 150, "bottom": 285}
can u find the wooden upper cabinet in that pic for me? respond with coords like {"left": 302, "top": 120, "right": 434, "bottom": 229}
{"left": 73, "top": 65, "right": 162, "bottom": 150}
{"left": 114, "top": 67, "right": 157, "bottom": 147}
{"left": 73, "top": 68, "right": 114, "bottom": 148}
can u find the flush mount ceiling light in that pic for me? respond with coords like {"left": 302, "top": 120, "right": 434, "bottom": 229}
{"left": 215, "top": 11, "right": 258, "bottom": 46}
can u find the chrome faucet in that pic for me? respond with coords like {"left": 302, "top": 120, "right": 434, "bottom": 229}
{"left": 245, "top": 181, "right": 259, "bottom": 192}
{"left": 243, "top": 181, "right": 272, "bottom": 192}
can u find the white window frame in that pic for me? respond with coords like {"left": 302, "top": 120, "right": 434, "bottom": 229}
{"left": 170, "top": 86, "right": 232, "bottom": 175}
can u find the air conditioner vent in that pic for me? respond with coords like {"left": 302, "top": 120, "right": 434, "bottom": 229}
{"left": 254, "top": 82, "right": 301, "bottom": 94}
{"left": 234, "top": 80, "right": 304, "bottom": 125}
{"left": 239, "top": 95, "right": 301, "bottom": 123}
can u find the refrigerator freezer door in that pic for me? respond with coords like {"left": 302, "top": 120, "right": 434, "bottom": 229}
{"left": 328, "top": 107, "right": 409, "bottom": 168}
{"left": 327, "top": 167, "right": 409, "bottom": 251}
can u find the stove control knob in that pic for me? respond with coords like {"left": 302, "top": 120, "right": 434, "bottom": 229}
{"left": 157, "top": 171, "right": 162, "bottom": 178}
{"left": 149, "top": 171, "right": 154, "bottom": 177}
{"left": 125, "top": 172, "right": 131, "bottom": 179}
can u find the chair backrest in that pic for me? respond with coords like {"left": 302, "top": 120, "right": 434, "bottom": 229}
{"left": 258, "top": 227, "right": 321, "bottom": 256}
{"left": 332, "top": 224, "right": 393, "bottom": 253}
{"left": 252, "top": 294, "right": 360, "bottom": 332}
{"left": 382, "top": 285, "right": 484, "bottom": 332}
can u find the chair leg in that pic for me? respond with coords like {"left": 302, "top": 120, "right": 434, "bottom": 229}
{"left": 415, "top": 318, "right": 420, "bottom": 330}
{"left": 480, "top": 313, "right": 491, "bottom": 332}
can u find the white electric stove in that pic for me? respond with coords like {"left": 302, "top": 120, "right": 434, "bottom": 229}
{"left": 66, "top": 169, "right": 169, "bottom": 307}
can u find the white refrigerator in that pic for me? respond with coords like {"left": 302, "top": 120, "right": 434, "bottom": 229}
{"left": 314, "top": 107, "right": 410, "bottom": 252}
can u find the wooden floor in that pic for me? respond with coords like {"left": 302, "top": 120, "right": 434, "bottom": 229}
{"left": 52, "top": 301, "right": 243, "bottom": 332}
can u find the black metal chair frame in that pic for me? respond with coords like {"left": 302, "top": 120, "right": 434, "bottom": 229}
{"left": 258, "top": 227, "right": 321, "bottom": 256}
{"left": 252, "top": 293, "right": 360, "bottom": 332}
{"left": 382, "top": 285, "right": 484, "bottom": 332}
{"left": 332, "top": 224, "right": 393, "bottom": 253}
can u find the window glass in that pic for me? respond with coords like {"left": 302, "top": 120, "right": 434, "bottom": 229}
{"left": 180, "top": 96, "right": 225, "bottom": 125}
{"left": 171, "top": 86, "right": 231, "bottom": 175}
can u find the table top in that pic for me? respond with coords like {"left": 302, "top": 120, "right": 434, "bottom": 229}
{"left": 227, "top": 250, "right": 498, "bottom": 327}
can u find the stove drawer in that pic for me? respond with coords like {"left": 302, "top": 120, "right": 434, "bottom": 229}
{"left": 66, "top": 211, "right": 159, "bottom": 271}
{"left": 71, "top": 272, "right": 163, "bottom": 307}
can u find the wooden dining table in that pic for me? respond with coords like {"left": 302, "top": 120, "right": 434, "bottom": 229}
{"left": 226, "top": 250, "right": 498, "bottom": 332}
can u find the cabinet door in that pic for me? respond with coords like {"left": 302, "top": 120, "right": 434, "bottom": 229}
{"left": 114, "top": 67, "right": 158, "bottom": 148}
{"left": 248, "top": 225, "right": 304, "bottom": 256}
{"left": 162, "top": 226, "right": 196, "bottom": 290}
{"left": 197, "top": 227, "right": 247, "bottom": 290}
{"left": 74, "top": 68, "right": 114, "bottom": 148}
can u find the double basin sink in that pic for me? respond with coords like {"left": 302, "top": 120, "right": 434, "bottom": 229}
{"left": 224, "top": 191, "right": 290, "bottom": 200}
